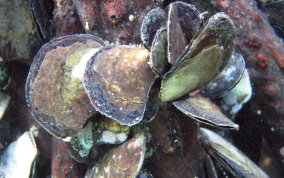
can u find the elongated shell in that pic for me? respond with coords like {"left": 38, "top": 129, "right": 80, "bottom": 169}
{"left": 201, "top": 52, "right": 245, "bottom": 99}
{"left": 167, "top": 1, "right": 202, "bottom": 64}
{"left": 0, "top": 128, "right": 38, "bottom": 178}
{"left": 0, "top": 91, "right": 10, "bottom": 120}
{"left": 83, "top": 45, "right": 157, "bottom": 126}
{"left": 198, "top": 128, "right": 269, "bottom": 178}
{"left": 26, "top": 34, "right": 104, "bottom": 139}
{"left": 149, "top": 28, "right": 170, "bottom": 76}
{"left": 161, "top": 13, "right": 235, "bottom": 102}
{"left": 173, "top": 94, "right": 239, "bottom": 129}
{"left": 141, "top": 8, "right": 166, "bottom": 49}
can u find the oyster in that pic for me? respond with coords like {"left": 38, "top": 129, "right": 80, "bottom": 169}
{"left": 83, "top": 45, "right": 157, "bottom": 126}
{"left": 26, "top": 34, "right": 105, "bottom": 139}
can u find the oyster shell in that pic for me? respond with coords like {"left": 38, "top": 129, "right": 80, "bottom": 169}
{"left": 83, "top": 45, "right": 157, "bottom": 126}
{"left": 26, "top": 34, "right": 105, "bottom": 139}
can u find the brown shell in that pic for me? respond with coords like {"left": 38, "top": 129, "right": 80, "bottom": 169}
{"left": 149, "top": 28, "right": 170, "bottom": 76}
{"left": 173, "top": 94, "right": 239, "bottom": 129}
{"left": 161, "top": 13, "right": 235, "bottom": 102}
{"left": 83, "top": 45, "right": 157, "bottom": 126}
{"left": 85, "top": 134, "right": 146, "bottom": 178}
{"left": 141, "top": 8, "right": 166, "bottom": 49}
{"left": 167, "top": 1, "right": 202, "bottom": 64}
{"left": 26, "top": 34, "right": 105, "bottom": 139}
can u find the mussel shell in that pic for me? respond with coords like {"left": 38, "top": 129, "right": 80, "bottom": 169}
{"left": 179, "top": 12, "right": 235, "bottom": 69}
{"left": 83, "top": 45, "right": 157, "bottom": 126}
{"left": 204, "top": 154, "right": 218, "bottom": 178}
{"left": 173, "top": 94, "right": 239, "bottom": 129}
{"left": 141, "top": 8, "right": 166, "bottom": 49}
{"left": 201, "top": 52, "right": 245, "bottom": 100}
{"left": 161, "top": 45, "right": 222, "bottom": 102}
{"left": 0, "top": 91, "right": 10, "bottom": 120}
{"left": 26, "top": 34, "right": 105, "bottom": 139}
{"left": 0, "top": 129, "right": 38, "bottom": 178}
{"left": 219, "top": 69, "right": 252, "bottom": 116}
{"left": 144, "top": 78, "right": 161, "bottom": 122}
{"left": 161, "top": 13, "right": 235, "bottom": 102}
{"left": 198, "top": 128, "right": 269, "bottom": 178}
{"left": 167, "top": 1, "right": 202, "bottom": 64}
{"left": 85, "top": 134, "right": 146, "bottom": 178}
{"left": 149, "top": 28, "right": 170, "bottom": 76}
{"left": 28, "top": 0, "right": 55, "bottom": 42}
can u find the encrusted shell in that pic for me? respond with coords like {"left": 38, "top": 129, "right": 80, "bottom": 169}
{"left": 85, "top": 134, "right": 146, "bottom": 178}
{"left": 26, "top": 34, "right": 105, "bottom": 139}
{"left": 83, "top": 45, "right": 157, "bottom": 126}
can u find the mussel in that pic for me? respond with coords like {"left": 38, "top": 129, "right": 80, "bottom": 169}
{"left": 24, "top": 2, "right": 264, "bottom": 177}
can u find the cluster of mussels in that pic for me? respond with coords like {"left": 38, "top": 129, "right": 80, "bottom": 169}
{"left": 22, "top": 1, "right": 269, "bottom": 177}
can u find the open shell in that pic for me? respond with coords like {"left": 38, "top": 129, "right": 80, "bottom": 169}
{"left": 161, "top": 13, "right": 235, "bottom": 102}
{"left": 167, "top": 1, "right": 202, "bottom": 64}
